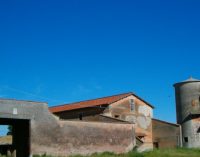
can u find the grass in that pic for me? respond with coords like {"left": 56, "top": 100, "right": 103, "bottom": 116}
{"left": 1, "top": 148, "right": 200, "bottom": 157}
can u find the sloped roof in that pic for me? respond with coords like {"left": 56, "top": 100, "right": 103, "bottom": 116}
{"left": 49, "top": 92, "right": 154, "bottom": 113}
{"left": 174, "top": 77, "right": 200, "bottom": 87}
{"left": 152, "top": 118, "right": 180, "bottom": 127}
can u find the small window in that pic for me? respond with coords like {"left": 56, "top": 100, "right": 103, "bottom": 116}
{"left": 79, "top": 113, "right": 83, "bottom": 120}
{"left": 199, "top": 96, "right": 200, "bottom": 106}
{"left": 153, "top": 142, "right": 159, "bottom": 149}
{"left": 114, "top": 115, "right": 119, "bottom": 118}
{"left": 129, "top": 99, "right": 135, "bottom": 111}
{"left": 184, "top": 137, "right": 188, "bottom": 143}
{"left": 197, "top": 127, "right": 200, "bottom": 133}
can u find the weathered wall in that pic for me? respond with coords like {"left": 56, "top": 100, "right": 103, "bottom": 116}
{"left": 54, "top": 106, "right": 107, "bottom": 121}
{"left": 181, "top": 116, "right": 200, "bottom": 148}
{"left": 152, "top": 119, "right": 180, "bottom": 149}
{"left": 0, "top": 99, "right": 135, "bottom": 156}
{"left": 174, "top": 81, "right": 200, "bottom": 124}
{"left": 104, "top": 95, "right": 153, "bottom": 149}
{"left": 32, "top": 121, "right": 135, "bottom": 156}
{"left": 174, "top": 80, "right": 200, "bottom": 148}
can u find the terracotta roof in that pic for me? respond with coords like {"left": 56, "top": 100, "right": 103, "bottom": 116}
{"left": 49, "top": 92, "right": 154, "bottom": 113}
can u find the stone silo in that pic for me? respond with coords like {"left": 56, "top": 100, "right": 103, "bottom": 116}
{"left": 174, "top": 77, "right": 200, "bottom": 148}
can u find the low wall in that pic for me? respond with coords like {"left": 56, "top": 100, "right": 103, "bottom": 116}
{"left": 32, "top": 120, "right": 135, "bottom": 156}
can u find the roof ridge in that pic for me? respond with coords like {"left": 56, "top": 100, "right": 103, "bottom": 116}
{"left": 50, "top": 92, "right": 133, "bottom": 108}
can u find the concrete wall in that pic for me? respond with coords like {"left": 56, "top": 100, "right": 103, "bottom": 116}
{"left": 174, "top": 81, "right": 200, "bottom": 124}
{"left": 152, "top": 119, "right": 180, "bottom": 149}
{"left": 181, "top": 116, "right": 200, "bottom": 148}
{"left": 0, "top": 99, "right": 135, "bottom": 156}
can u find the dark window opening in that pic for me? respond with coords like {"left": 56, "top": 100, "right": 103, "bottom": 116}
{"left": 79, "top": 113, "right": 83, "bottom": 120}
{"left": 184, "top": 137, "right": 188, "bottom": 143}
{"left": 129, "top": 99, "right": 135, "bottom": 112}
{"left": 114, "top": 115, "right": 119, "bottom": 118}
{"left": 199, "top": 96, "right": 200, "bottom": 107}
{"left": 197, "top": 127, "right": 200, "bottom": 133}
{"left": 153, "top": 142, "right": 159, "bottom": 149}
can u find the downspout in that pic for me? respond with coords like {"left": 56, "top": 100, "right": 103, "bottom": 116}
{"left": 179, "top": 124, "right": 183, "bottom": 147}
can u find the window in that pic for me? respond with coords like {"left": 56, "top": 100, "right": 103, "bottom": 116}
{"left": 153, "top": 142, "right": 159, "bottom": 149}
{"left": 114, "top": 115, "right": 119, "bottom": 118}
{"left": 129, "top": 99, "right": 135, "bottom": 111}
{"left": 199, "top": 96, "right": 200, "bottom": 107}
{"left": 184, "top": 137, "right": 188, "bottom": 143}
{"left": 197, "top": 127, "right": 200, "bottom": 133}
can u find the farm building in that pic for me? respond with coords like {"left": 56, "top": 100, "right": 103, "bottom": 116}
{"left": 0, "top": 92, "right": 181, "bottom": 157}
{"left": 50, "top": 92, "right": 181, "bottom": 151}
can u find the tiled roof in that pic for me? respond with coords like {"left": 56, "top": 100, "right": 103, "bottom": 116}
{"left": 49, "top": 92, "right": 154, "bottom": 113}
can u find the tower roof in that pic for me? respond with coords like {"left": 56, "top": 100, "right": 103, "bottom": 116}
{"left": 183, "top": 76, "right": 200, "bottom": 82}
{"left": 174, "top": 76, "right": 200, "bottom": 87}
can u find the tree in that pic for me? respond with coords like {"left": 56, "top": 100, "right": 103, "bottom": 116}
{"left": 7, "top": 125, "right": 12, "bottom": 135}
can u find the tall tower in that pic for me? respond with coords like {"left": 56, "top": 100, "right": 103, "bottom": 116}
{"left": 174, "top": 77, "right": 200, "bottom": 148}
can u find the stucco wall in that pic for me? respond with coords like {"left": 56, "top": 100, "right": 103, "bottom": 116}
{"left": 32, "top": 120, "right": 135, "bottom": 156}
{"left": 105, "top": 95, "right": 153, "bottom": 146}
{"left": 152, "top": 119, "right": 180, "bottom": 149}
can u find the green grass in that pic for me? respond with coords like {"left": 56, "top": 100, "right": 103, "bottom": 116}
{"left": 1, "top": 148, "right": 200, "bottom": 157}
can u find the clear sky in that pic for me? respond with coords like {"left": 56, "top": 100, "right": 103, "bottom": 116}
{"left": 0, "top": 0, "right": 200, "bottom": 124}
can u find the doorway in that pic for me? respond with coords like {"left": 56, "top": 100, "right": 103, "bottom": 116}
{"left": 0, "top": 118, "right": 30, "bottom": 157}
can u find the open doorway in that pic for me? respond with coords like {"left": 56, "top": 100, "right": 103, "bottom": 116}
{"left": 0, "top": 118, "right": 30, "bottom": 157}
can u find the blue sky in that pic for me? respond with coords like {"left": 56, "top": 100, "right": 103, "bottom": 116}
{"left": 0, "top": 0, "right": 200, "bottom": 124}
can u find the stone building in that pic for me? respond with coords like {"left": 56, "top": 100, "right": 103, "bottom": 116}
{"left": 0, "top": 91, "right": 182, "bottom": 157}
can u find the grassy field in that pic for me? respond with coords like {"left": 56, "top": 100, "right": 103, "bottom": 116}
{"left": 31, "top": 148, "right": 200, "bottom": 157}
{"left": 1, "top": 148, "right": 200, "bottom": 157}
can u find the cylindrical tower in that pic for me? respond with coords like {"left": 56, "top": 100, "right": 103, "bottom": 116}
{"left": 174, "top": 77, "right": 200, "bottom": 148}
